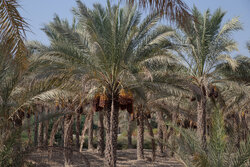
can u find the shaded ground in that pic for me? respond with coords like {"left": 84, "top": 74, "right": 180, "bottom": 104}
{"left": 26, "top": 148, "right": 184, "bottom": 167}
{"left": 86, "top": 149, "right": 184, "bottom": 167}
{"left": 26, "top": 147, "right": 90, "bottom": 167}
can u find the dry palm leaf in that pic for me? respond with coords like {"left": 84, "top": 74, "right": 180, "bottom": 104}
{"left": 128, "top": 0, "right": 192, "bottom": 26}
{"left": 0, "top": 0, "right": 28, "bottom": 68}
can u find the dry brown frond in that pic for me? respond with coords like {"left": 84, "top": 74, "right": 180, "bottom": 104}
{"left": 0, "top": 0, "right": 29, "bottom": 68}
{"left": 128, "top": 0, "right": 192, "bottom": 26}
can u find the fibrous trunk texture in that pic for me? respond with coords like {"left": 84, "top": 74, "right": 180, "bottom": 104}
{"left": 49, "top": 116, "right": 64, "bottom": 146}
{"left": 27, "top": 116, "right": 32, "bottom": 145}
{"left": 157, "top": 111, "right": 169, "bottom": 152}
{"left": 13, "top": 116, "right": 22, "bottom": 154}
{"left": 44, "top": 108, "right": 49, "bottom": 146}
{"left": 80, "top": 112, "right": 91, "bottom": 152}
{"left": 240, "top": 112, "right": 249, "bottom": 142}
{"left": 64, "top": 114, "right": 74, "bottom": 147}
{"left": 127, "top": 113, "right": 133, "bottom": 149}
{"left": 76, "top": 113, "right": 81, "bottom": 149}
{"left": 64, "top": 114, "right": 74, "bottom": 166}
{"left": 88, "top": 110, "right": 94, "bottom": 150}
{"left": 145, "top": 117, "right": 155, "bottom": 161}
{"left": 137, "top": 108, "right": 144, "bottom": 160}
{"left": 234, "top": 112, "right": 241, "bottom": 148}
{"left": 197, "top": 95, "right": 207, "bottom": 149}
{"left": 34, "top": 109, "right": 39, "bottom": 147}
{"left": 168, "top": 112, "right": 177, "bottom": 156}
{"left": 156, "top": 111, "right": 164, "bottom": 154}
{"left": 38, "top": 105, "right": 44, "bottom": 147}
{"left": 97, "top": 111, "right": 105, "bottom": 156}
{"left": 60, "top": 117, "right": 65, "bottom": 147}
{"left": 104, "top": 94, "right": 119, "bottom": 167}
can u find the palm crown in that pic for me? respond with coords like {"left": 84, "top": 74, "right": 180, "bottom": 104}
{"left": 172, "top": 7, "right": 241, "bottom": 81}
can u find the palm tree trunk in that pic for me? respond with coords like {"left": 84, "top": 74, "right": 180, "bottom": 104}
{"left": 80, "top": 112, "right": 91, "bottom": 152}
{"left": 234, "top": 112, "right": 241, "bottom": 148}
{"left": 104, "top": 94, "right": 119, "bottom": 167}
{"left": 38, "top": 105, "right": 44, "bottom": 147}
{"left": 168, "top": 112, "right": 178, "bottom": 156}
{"left": 49, "top": 116, "right": 64, "bottom": 146}
{"left": 156, "top": 111, "right": 164, "bottom": 154}
{"left": 127, "top": 113, "right": 133, "bottom": 149}
{"left": 197, "top": 96, "right": 207, "bottom": 149}
{"left": 158, "top": 111, "right": 169, "bottom": 153}
{"left": 97, "top": 111, "right": 105, "bottom": 156}
{"left": 69, "top": 124, "right": 73, "bottom": 149}
{"left": 157, "top": 124, "right": 163, "bottom": 152}
{"left": 60, "top": 117, "right": 65, "bottom": 147}
{"left": 44, "top": 108, "right": 49, "bottom": 146}
{"left": 240, "top": 112, "right": 249, "bottom": 142}
{"left": 64, "top": 114, "right": 74, "bottom": 166}
{"left": 88, "top": 110, "right": 94, "bottom": 150}
{"left": 137, "top": 108, "right": 144, "bottom": 160}
{"left": 34, "top": 110, "right": 39, "bottom": 147}
{"left": 76, "top": 113, "right": 81, "bottom": 148}
{"left": 13, "top": 122, "right": 22, "bottom": 158}
{"left": 38, "top": 121, "right": 44, "bottom": 147}
{"left": 48, "top": 106, "right": 60, "bottom": 160}
{"left": 145, "top": 117, "right": 155, "bottom": 161}
{"left": 64, "top": 114, "right": 74, "bottom": 147}
{"left": 27, "top": 116, "right": 32, "bottom": 145}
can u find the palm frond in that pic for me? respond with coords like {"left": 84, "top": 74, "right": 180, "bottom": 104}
{"left": 229, "top": 136, "right": 250, "bottom": 167}
{"left": 0, "top": 0, "right": 28, "bottom": 68}
{"left": 127, "top": 0, "right": 192, "bottom": 27}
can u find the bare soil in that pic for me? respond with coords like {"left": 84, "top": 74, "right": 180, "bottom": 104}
{"left": 26, "top": 148, "right": 184, "bottom": 167}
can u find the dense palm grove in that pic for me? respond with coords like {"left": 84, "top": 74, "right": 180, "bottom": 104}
{"left": 0, "top": 0, "right": 249, "bottom": 167}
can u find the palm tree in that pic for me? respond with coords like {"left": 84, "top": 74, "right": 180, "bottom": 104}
{"left": 29, "top": 0, "right": 175, "bottom": 165}
{"left": 0, "top": 43, "right": 70, "bottom": 166}
{"left": 217, "top": 55, "right": 250, "bottom": 146}
{"left": 170, "top": 7, "right": 242, "bottom": 148}
{"left": 167, "top": 107, "right": 250, "bottom": 167}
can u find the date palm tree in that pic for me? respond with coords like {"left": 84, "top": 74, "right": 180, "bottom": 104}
{"left": 170, "top": 6, "right": 242, "bottom": 148}
{"left": 0, "top": 44, "right": 71, "bottom": 166}
{"left": 217, "top": 55, "right": 250, "bottom": 146}
{"left": 167, "top": 106, "right": 250, "bottom": 167}
{"left": 29, "top": 0, "right": 175, "bottom": 166}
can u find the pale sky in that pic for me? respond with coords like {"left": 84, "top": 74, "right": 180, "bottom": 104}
{"left": 19, "top": 0, "right": 250, "bottom": 57}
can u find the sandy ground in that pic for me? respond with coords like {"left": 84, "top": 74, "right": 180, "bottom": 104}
{"left": 26, "top": 148, "right": 184, "bottom": 167}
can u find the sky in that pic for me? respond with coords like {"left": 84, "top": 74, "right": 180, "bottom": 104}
{"left": 19, "top": 0, "right": 250, "bottom": 57}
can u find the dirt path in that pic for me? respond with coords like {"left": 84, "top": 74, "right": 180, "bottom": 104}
{"left": 27, "top": 148, "right": 184, "bottom": 167}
